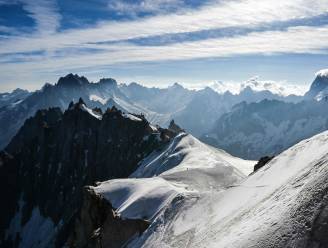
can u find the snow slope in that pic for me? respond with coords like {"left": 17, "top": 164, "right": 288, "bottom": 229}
{"left": 129, "top": 130, "right": 328, "bottom": 248}
{"left": 80, "top": 103, "right": 102, "bottom": 120}
{"left": 91, "top": 133, "right": 255, "bottom": 222}
{"left": 132, "top": 133, "right": 254, "bottom": 184}
{"left": 93, "top": 178, "right": 182, "bottom": 220}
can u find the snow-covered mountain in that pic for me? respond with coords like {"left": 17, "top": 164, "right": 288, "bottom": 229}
{"left": 71, "top": 132, "right": 255, "bottom": 247}
{"left": 76, "top": 129, "right": 328, "bottom": 248}
{"left": 0, "top": 74, "right": 155, "bottom": 149}
{"left": 202, "top": 99, "right": 328, "bottom": 159}
{"left": 120, "top": 80, "right": 303, "bottom": 136}
{"left": 203, "top": 70, "right": 328, "bottom": 159}
{"left": 0, "top": 88, "right": 30, "bottom": 108}
{"left": 304, "top": 69, "right": 328, "bottom": 100}
{"left": 0, "top": 73, "right": 302, "bottom": 149}
{"left": 2, "top": 74, "right": 328, "bottom": 247}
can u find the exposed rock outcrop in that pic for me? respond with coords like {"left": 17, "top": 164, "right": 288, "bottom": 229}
{"left": 69, "top": 187, "right": 149, "bottom": 248}
{"left": 254, "top": 156, "right": 274, "bottom": 172}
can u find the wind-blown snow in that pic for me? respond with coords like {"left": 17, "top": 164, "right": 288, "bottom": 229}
{"left": 315, "top": 68, "right": 328, "bottom": 77}
{"left": 128, "top": 130, "right": 328, "bottom": 248}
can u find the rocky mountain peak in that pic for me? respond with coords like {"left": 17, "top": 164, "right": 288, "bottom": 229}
{"left": 57, "top": 73, "right": 89, "bottom": 87}
{"left": 11, "top": 88, "right": 29, "bottom": 94}
{"left": 168, "top": 119, "right": 184, "bottom": 133}
{"left": 98, "top": 78, "right": 117, "bottom": 87}
{"left": 170, "top": 82, "right": 184, "bottom": 90}
{"left": 68, "top": 97, "right": 85, "bottom": 109}
{"left": 305, "top": 69, "right": 328, "bottom": 100}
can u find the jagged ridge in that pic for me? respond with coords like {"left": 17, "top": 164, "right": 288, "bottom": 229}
{"left": 0, "top": 99, "right": 179, "bottom": 248}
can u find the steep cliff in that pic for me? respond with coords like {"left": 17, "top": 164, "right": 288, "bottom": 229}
{"left": 0, "top": 99, "right": 173, "bottom": 248}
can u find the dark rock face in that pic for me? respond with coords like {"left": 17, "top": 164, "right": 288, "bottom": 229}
{"left": 0, "top": 100, "right": 167, "bottom": 248}
{"left": 57, "top": 73, "right": 89, "bottom": 88}
{"left": 69, "top": 187, "right": 149, "bottom": 248}
{"left": 168, "top": 120, "right": 184, "bottom": 133}
{"left": 254, "top": 156, "right": 274, "bottom": 172}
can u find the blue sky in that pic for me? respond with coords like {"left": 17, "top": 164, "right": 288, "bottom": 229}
{"left": 0, "top": 0, "right": 328, "bottom": 92}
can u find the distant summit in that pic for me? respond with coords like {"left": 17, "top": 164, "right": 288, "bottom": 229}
{"left": 305, "top": 69, "right": 328, "bottom": 100}
{"left": 170, "top": 82, "right": 184, "bottom": 89}
{"left": 98, "top": 77, "right": 117, "bottom": 86}
{"left": 315, "top": 68, "right": 328, "bottom": 77}
{"left": 0, "top": 88, "right": 30, "bottom": 108}
{"left": 57, "top": 73, "right": 89, "bottom": 87}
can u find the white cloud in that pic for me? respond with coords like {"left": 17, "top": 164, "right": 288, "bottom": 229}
{"left": 209, "top": 77, "right": 309, "bottom": 96}
{"left": 1, "top": 0, "right": 328, "bottom": 54}
{"left": 20, "top": 0, "right": 61, "bottom": 34}
{"left": 2, "top": 24, "right": 327, "bottom": 73}
{"left": 107, "top": 0, "right": 184, "bottom": 16}
{"left": 1, "top": 0, "right": 328, "bottom": 90}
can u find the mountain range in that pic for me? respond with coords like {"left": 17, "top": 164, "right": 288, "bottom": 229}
{"left": 203, "top": 71, "right": 328, "bottom": 159}
{"left": 1, "top": 70, "right": 328, "bottom": 247}
{"left": 0, "top": 72, "right": 308, "bottom": 154}
{"left": 2, "top": 99, "right": 328, "bottom": 247}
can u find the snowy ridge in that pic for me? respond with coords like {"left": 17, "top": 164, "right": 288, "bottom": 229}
{"left": 315, "top": 68, "right": 328, "bottom": 77}
{"left": 80, "top": 102, "right": 144, "bottom": 122}
{"left": 122, "top": 113, "right": 143, "bottom": 122}
{"left": 128, "top": 130, "right": 328, "bottom": 248}
{"left": 132, "top": 133, "right": 254, "bottom": 183}
{"left": 92, "top": 134, "right": 255, "bottom": 222}
{"left": 80, "top": 103, "right": 102, "bottom": 120}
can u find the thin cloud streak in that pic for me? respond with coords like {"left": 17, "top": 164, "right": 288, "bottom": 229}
{"left": 1, "top": 0, "right": 328, "bottom": 54}
{"left": 1, "top": 25, "right": 328, "bottom": 76}
{"left": 107, "top": 0, "right": 184, "bottom": 16}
